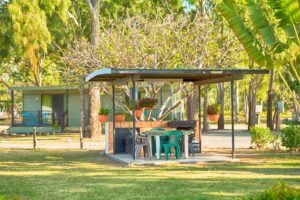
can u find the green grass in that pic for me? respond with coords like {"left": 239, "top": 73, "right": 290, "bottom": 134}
{"left": 0, "top": 149, "right": 299, "bottom": 200}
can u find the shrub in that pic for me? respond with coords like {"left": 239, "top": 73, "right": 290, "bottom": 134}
{"left": 53, "top": 121, "right": 60, "bottom": 130}
{"left": 248, "top": 182, "right": 300, "bottom": 200}
{"left": 249, "top": 126, "right": 273, "bottom": 149}
{"left": 281, "top": 125, "right": 300, "bottom": 152}
{"left": 138, "top": 98, "right": 158, "bottom": 108}
{"left": 207, "top": 103, "right": 221, "bottom": 115}
{"left": 98, "top": 107, "right": 110, "bottom": 115}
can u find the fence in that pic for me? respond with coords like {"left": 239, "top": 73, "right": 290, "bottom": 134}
{"left": 12, "top": 110, "right": 67, "bottom": 127}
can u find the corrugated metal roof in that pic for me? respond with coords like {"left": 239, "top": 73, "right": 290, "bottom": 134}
{"left": 10, "top": 86, "right": 78, "bottom": 91}
{"left": 86, "top": 68, "right": 269, "bottom": 82}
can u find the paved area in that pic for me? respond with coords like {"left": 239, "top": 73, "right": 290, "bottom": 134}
{"left": 203, "top": 129, "right": 251, "bottom": 149}
{"left": 109, "top": 153, "right": 236, "bottom": 165}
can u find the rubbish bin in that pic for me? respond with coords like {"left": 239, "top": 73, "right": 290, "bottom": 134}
{"left": 124, "top": 135, "right": 133, "bottom": 154}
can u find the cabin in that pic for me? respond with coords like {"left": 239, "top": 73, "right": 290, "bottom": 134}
{"left": 9, "top": 86, "right": 90, "bottom": 133}
{"left": 9, "top": 85, "right": 183, "bottom": 133}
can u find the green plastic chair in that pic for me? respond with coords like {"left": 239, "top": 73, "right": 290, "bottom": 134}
{"left": 160, "top": 130, "right": 182, "bottom": 160}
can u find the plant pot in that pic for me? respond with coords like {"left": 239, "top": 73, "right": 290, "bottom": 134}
{"left": 98, "top": 115, "right": 108, "bottom": 122}
{"left": 143, "top": 106, "right": 153, "bottom": 110}
{"left": 115, "top": 114, "right": 126, "bottom": 122}
{"left": 208, "top": 114, "right": 219, "bottom": 122}
{"left": 135, "top": 109, "right": 143, "bottom": 118}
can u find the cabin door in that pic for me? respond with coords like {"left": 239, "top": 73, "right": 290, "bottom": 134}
{"left": 53, "top": 94, "right": 65, "bottom": 129}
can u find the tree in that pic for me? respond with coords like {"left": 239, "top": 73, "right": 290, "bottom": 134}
{"left": 7, "top": 0, "right": 71, "bottom": 86}
{"left": 217, "top": 0, "right": 300, "bottom": 128}
{"left": 63, "top": 39, "right": 101, "bottom": 135}
{"left": 85, "top": 0, "right": 101, "bottom": 138}
{"left": 93, "top": 13, "right": 245, "bottom": 124}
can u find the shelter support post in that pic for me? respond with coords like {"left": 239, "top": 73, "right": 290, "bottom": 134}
{"left": 132, "top": 76, "right": 136, "bottom": 160}
{"left": 10, "top": 90, "right": 14, "bottom": 126}
{"left": 231, "top": 81, "right": 235, "bottom": 159}
{"left": 112, "top": 85, "right": 116, "bottom": 154}
{"left": 198, "top": 86, "right": 202, "bottom": 153}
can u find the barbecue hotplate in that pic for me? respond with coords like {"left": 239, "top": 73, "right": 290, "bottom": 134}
{"left": 167, "top": 120, "right": 196, "bottom": 129}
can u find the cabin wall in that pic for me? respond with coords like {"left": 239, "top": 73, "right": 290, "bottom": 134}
{"left": 68, "top": 94, "right": 89, "bottom": 127}
{"left": 23, "top": 94, "right": 41, "bottom": 111}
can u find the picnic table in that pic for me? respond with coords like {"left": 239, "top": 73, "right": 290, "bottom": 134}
{"left": 144, "top": 129, "right": 194, "bottom": 160}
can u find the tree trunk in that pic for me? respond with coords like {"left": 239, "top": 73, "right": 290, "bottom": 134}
{"left": 187, "top": 85, "right": 199, "bottom": 121}
{"left": 186, "top": 95, "right": 192, "bottom": 121}
{"left": 86, "top": 0, "right": 101, "bottom": 138}
{"left": 191, "top": 85, "right": 199, "bottom": 120}
{"left": 89, "top": 84, "right": 100, "bottom": 138}
{"left": 275, "top": 111, "right": 281, "bottom": 130}
{"left": 79, "top": 82, "right": 86, "bottom": 137}
{"left": 203, "top": 86, "right": 209, "bottom": 133}
{"left": 199, "top": 0, "right": 204, "bottom": 16}
{"left": 90, "top": 8, "right": 100, "bottom": 47}
{"left": 217, "top": 83, "right": 225, "bottom": 129}
{"left": 267, "top": 69, "right": 274, "bottom": 130}
{"left": 292, "top": 91, "right": 299, "bottom": 121}
{"left": 248, "top": 77, "right": 256, "bottom": 130}
{"left": 244, "top": 92, "right": 248, "bottom": 123}
{"left": 234, "top": 81, "right": 239, "bottom": 121}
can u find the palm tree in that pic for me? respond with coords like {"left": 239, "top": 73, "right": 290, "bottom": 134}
{"left": 217, "top": 0, "right": 300, "bottom": 128}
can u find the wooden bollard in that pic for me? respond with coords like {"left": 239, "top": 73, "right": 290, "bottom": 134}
{"left": 79, "top": 127, "right": 83, "bottom": 149}
{"left": 33, "top": 127, "right": 37, "bottom": 150}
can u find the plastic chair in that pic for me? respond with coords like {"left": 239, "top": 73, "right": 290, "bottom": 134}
{"left": 23, "top": 112, "right": 37, "bottom": 126}
{"left": 161, "top": 130, "right": 182, "bottom": 160}
{"left": 135, "top": 131, "right": 151, "bottom": 159}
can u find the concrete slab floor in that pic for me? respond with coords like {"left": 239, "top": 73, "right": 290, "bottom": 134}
{"left": 108, "top": 153, "right": 238, "bottom": 165}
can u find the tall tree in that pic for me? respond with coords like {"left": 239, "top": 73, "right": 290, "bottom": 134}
{"left": 2, "top": 0, "right": 71, "bottom": 86}
{"left": 8, "top": 0, "right": 51, "bottom": 86}
{"left": 85, "top": 0, "right": 101, "bottom": 138}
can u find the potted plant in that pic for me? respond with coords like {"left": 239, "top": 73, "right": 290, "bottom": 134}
{"left": 138, "top": 98, "right": 158, "bottom": 110}
{"left": 98, "top": 107, "right": 110, "bottom": 122}
{"left": 126, "top": 101, "right": 143, "bottom": 118}
{"left": 207, "top": 103, "right": 221, "bottom": 122}
{"left": 115, "top": 110, "right": 126, "bottom": 122}
{"left": 135, "top": 104, "right": 143, "bottom": 118}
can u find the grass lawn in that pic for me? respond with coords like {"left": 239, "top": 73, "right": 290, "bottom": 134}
{"left": 0, "top": 149, "right": 299, "bottom": 200}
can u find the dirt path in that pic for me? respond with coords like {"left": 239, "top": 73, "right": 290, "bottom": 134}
{"left": 0, "top": 129, "right": 251, "bottom": 150}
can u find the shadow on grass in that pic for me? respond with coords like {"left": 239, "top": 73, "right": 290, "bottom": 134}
{"left": 0, "top": 149, "right": 299, "bottom": 200}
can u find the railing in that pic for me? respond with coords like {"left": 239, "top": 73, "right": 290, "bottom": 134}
{"left": 12, "top": 110, "right": 67, "bottom": 127}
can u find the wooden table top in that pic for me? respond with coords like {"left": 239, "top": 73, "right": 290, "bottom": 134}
{"left": 144, "top": 130, "right": 194, "bottom": 136}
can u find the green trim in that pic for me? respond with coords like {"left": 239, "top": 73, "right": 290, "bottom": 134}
{"left": 10, "top": 86, "right": 78, "bottom": 91}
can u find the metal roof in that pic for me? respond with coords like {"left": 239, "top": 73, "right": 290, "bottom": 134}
{"left": 86, "top": 68, "right": 269, "bottom": 83}
{"left": 10, "top": 86, "right": 78, "bottom": 91}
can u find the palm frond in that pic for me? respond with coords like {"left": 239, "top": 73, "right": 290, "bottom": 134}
{"left": 247, "top": 0, "right": 284, "bottom": 53}
{"left": 268, "top": 0, "right": 300, "bottom": 44}
{"left": 248, "top": 0, "right": 276, "bottom": 46}
{"left": 217, "top": 0, "right": 271, "bottom": 67}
